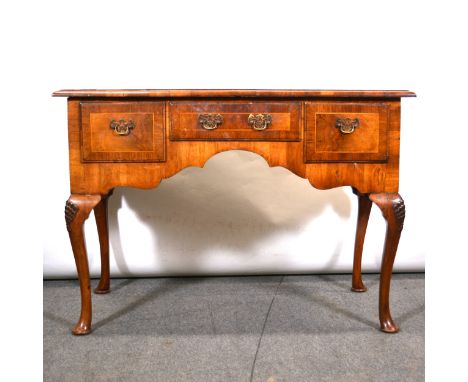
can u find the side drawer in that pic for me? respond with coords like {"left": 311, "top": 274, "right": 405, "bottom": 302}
{"left": 304, "top": 102, "right": 389, "bottom": 163}
{"left": 80, "top": 102, "right": 165, "bottom": 162}
{"left": 169, "top": 101, "right": 301, "bottom": 141}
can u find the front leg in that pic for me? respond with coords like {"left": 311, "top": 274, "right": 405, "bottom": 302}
{"left": 65, "top": 194, "right": 101, "bottom": 335}
{"left": 369, "top": 193, "right": 405, "bottom": 333}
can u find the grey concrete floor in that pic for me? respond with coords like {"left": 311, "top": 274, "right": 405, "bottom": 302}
{"left": 44, "top": 274, "right": 424, "bottom": 382}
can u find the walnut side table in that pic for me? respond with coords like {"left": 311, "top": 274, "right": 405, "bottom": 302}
{"left": 53, "top": 89, "right": 415, "bottom": 335}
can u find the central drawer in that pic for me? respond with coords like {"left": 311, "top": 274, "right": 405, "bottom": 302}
{"left": 169, "top": 101, "right": 301, "bottom": 141}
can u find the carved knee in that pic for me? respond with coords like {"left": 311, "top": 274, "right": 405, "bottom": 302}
{"left": 369, "top": 193, "right": 405, "bottom": 230}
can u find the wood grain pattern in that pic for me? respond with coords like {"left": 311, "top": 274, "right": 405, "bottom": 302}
{"left": 66, "top": 99, "right": 402, "bottom": 194}
{"left": 170, "top": 101, "right": 301, "bottom": 141}
{"left": 305, "top": 102, "right": 389, "bottom": 162}
{"left": 53, "top": 89, "right": 416, "bottom": 98}
{"left": 81, "top": 101, "right": 165, "bottom": 162}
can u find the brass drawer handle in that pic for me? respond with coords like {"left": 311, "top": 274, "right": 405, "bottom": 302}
{"left": 110, "top": 119, "right": 135, "bottom": 136}
{"left": 335, "top": 117, "right": 359, "bottom": 134}
{"left": 199, "top": 114, "right": 223, "bottom": 130}
{"left": 248, "top": 113, "right": 272, "bottom": 131}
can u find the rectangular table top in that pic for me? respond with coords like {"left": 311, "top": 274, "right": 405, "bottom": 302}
{"left": 53, "top": 89, "right": 416, "bottom": 98}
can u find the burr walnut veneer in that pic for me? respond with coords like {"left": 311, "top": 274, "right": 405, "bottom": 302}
{"left": 53, "top": 89, "right": 415, "bottom": 335}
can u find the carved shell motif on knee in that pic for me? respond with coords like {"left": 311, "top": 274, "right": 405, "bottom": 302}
{"left": 392, "top": 198, "right": 406, "bottom": 230}
{"left": 65, "top": 200, "right": 78, "bottom": 232}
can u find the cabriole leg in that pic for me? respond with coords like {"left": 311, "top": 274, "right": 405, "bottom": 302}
{"left": 65, "top": 194, "right": 101, "bottom": 335}
{"left": 369, "top": 193, "right": 405, "bottom": 333}
{"left": 94, "top": 190, "right": 113, "bottom": 294}
{"left": 351, "top": 188, "right": 372, "bottom": 292}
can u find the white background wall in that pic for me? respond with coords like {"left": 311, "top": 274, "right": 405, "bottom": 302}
{"left": 1, "top": 0, "right": 467, "bottom": 379}
{"left": 39, "top": 1, "right": 430, "bottom": 278}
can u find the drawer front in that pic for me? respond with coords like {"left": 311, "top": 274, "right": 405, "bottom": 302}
{"left": 169, "top": 101, "right": 301, "bottom": 141}
{"left": 305, "top": 102, "right": 389, "bottom": 162}
{"left": 80, "top": 102, "right": 165, "bottom": 162}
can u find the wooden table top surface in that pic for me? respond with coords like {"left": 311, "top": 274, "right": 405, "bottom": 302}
{"left": 53, "top": 89, "right": 416, "bottom": 98}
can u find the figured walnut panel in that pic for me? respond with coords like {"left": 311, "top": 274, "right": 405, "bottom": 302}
{"left": 80, "top": 102, "right": 165, "bottom": 163}
{"left": 169, "top": 101, "right": 301, "bottom": 141}
{"left": 67, "top": 99, "right": 402, "bottom": 195}
{"left": 305, "top": 102, "right": 389, "bottom": 163}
